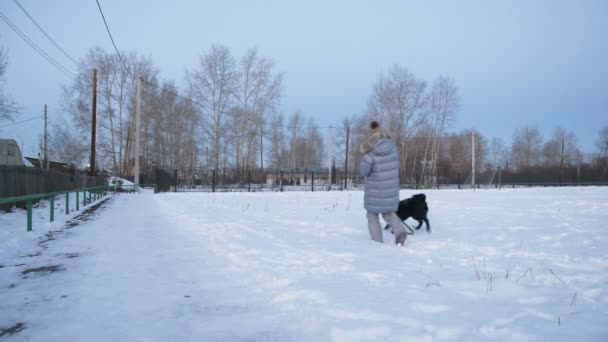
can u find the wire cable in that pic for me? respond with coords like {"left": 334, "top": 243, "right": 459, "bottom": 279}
{"left": 0, "top": 116, "right": 44, "bottom": 128}
{"left": 0, "top": 10, "right": 75, "bottom": 79}
{"left": 95, "top": 0, "right": 130, "bottom": 76}
{"left": 93, "top": 0, "right": 342, "bottom": 134}
{"left": 13, "top": 0, "right": 85, "bottom": 72}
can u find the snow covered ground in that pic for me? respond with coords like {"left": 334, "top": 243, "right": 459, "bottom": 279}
{"left": 1, "top": 187, "right": 607, "bottom": 341}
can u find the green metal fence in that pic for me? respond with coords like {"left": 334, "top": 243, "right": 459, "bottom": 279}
{"left": 0, "top": 183, "right": 158, "bottom": 232}
{"left": 0, "top": 186, "right": 110, "bottom": 232}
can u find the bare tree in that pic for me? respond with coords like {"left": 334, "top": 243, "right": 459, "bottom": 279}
{"left": 230, "top": 47, "right": 283, "bottom": 175}
{"left": 62, "top": 46, "right": 158, "bottom": 174}
{"left": 187, "top": 44, "right": 237, "bottom": 172}
{"left": 268, "top": 112, "right": 287, "bottom": 169}
{"left": 44, "top": 114, "right": 88, "bottom": 168}
{"left": 334, "top": 115, "right": 360, "bottom": 175}
{"left": 511, "top": 126, "right": 543, "bottom": 169}
{"left": 421, "top": 75, "right": 459, "bottom": 184}
{"left": 490, "top": 137, "right": 508, "bottom": 169}
{"left": 595, "top": 126, "right": 608, "bottom": 176}
{"left": 0, "top": 45, "right": 18, "bottom": 121}
{"left": 288, "top": 111, "right": 303, "bottom": 169}
{"left": 542, "top": 127, "right": 580, "bottom": 166}
{"left": 596, "top": 126, "right": 608, "bottom": 160}
{"left": 366, "top": 65, "right": 427, "bottom": 182}
{"left": 146, "top": 81, "right": 198, "bottom": 172}
{"left": 298, "top": 117, "right": 323, "bottom": 169}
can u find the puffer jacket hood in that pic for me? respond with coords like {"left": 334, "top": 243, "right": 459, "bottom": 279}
{"left": 359, "top": 129, "right": 392, "bottom": 154}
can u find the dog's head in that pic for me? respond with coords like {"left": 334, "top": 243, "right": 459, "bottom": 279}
{"left": 411, "top": 193, "right": 428, "bottom": 212}
{"left": 412, "top": 193, "right": 426, "bottom": 202}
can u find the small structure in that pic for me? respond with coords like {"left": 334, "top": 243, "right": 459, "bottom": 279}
{"left": 24, "top": 157, "right": 68, "bottom": 172}
{"left": 0, "top": 139, "right": 24, "bottom": 166}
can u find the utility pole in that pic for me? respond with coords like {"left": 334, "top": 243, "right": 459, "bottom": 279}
{"left": 328, "top": 126, "right": 333, "bottom": 188}
{"left": 43, "top": 104, "right": 48, "bottom": 170}
{"left": 344, "top": 125, "right": 350, "bottom": 189}
{"left": 559, "top": 139, "right": 565, "bottom": 185}
{"left": 135, "top": 75, "right": 141, "bottom": 188}
{"left": 471, "top": 131, "right": 475, "bottom": 190}
{"left": 90, "top": 68, "right": 97, "bottom": 176}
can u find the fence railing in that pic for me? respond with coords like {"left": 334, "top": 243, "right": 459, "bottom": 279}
{"left": 0, "top": 186, "right": 109, "bottom": 232}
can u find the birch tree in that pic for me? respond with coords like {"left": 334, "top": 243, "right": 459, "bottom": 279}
{"left": 231, "top": 47, "right": 283, "bottom": 174}
{"left": 0, "top": 45, "right": 17, "bottom": 121}
{"left": 187, "top": 44, "right": 237, "bottom": 172}
{"left": 366, "top": 65, "right": 427, "bottom": 182}
{"left": 62, "top": 46, "right": 158, "bottom": 174}
{"left": 511, "top": 126, "right": 543, "bottom": 169}
{"left": 421, "top": 75, "right": 459, "bottom": 184}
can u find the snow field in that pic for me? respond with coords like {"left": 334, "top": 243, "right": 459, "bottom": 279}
{"left": 1, "top": 187, "right": 607, "bottom": 341}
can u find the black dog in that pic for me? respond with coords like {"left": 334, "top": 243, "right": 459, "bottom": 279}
{"left": 384, "top": 193, "right": 431, "bottom": 233}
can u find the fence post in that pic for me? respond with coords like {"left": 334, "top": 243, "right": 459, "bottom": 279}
{"left": 27, "top": 199, "right": 32, "bottom": 232}
{"left": 212, "top": 170, "right": 216, "bottom": 193}
{"left": 76, "top": 191, "right": 79, "bottom": 211}
{"left": 83, "top": 190, "right": 87, "bottom": 205}
{"left": 498, "top": 167, "right": 502, "bottom": 190}
{"left": 311, "top": 172, "right": 314, "bottom": 192}
{"left": 248, "top": 169, "right": 251, "bottom": 192}
{"left": 50, "top": 196, "right": 54, "bottom": 222}
{"left": 280, "top": 171, "right": 284, "bottom": 192}
{"left": 174, "top": 169, "right": 178, "bottom": 192}
{"left": 65, "top": 192, "right": 70, "bottom": 214}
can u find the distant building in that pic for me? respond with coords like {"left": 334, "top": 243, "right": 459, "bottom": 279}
{"left": 0, "top": 139, "right": 24, "bottom": 166}
{"left": 24, "top": 157, "right": 68, "bottom": 172}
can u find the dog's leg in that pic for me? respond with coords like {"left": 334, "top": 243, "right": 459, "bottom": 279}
{"left": 424, "top": 218, "right": 431, "bottom": 233}
{"left": 415, "top": 219, "right": 423, "bottom": 230}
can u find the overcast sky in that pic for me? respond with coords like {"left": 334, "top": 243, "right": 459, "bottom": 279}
{"left": 1, "top": 0, "right": 606, "bottom": 157}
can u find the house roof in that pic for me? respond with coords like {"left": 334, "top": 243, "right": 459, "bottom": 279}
{"left": 24, "top": 157, "right": 68, "bottom": 170}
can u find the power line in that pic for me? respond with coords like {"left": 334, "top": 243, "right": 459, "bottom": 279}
{"left": 95, "top": 0, "right": 130, "bottom": 76}
{"left": 93, "top": 0, "right": 342, "bottom": 134}
{"left": 0, "top": 116, "right": 44, "bottom": 128}
{"left": 0, "top": 9, "right": 75, "bottom": 79}
{"left": 13, "top": 0, "right": 85, "bottom": 72}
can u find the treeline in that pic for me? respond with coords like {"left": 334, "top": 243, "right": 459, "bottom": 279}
{"left": 46, "top": 45, "right": 608, "bottom": 184}
{"left": 51, "top": 45, "right": 327, "bottom": 182}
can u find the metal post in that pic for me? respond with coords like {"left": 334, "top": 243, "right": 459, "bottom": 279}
{"left": 328, "top": 126, "right": 332, "bottom": 190}
{"left": 135, "top": 75, "right": 141, "bottom": 191}
{"left": 311, "top": 172, "right": 314, "bottom": 192}
{"left": 27, "top": 199, "right": 32, "bottom": 232}
{"left": 280, "top": 171, "right": 284, "bottom": 192}
{"left": 212, "top": 170, "right": 216, "bottom": 192}
{"left": 50, "top": 196, "right": 54, "bottom": 222}
{"left": 472, "top": 131, "right": 476, "bottom": 190}
{"left": 498, "top": 166, "right": 502, "bottom": 190}
{"left": 76, "top": 191, "right": 79, "bottom": 211}
{"left": 65, "top": 192, "right": 69, "bottom": 214}
{"left": 174, "top": 169, "right": 178, "bottom": 192}
{"left": 44, "top": 104, "right": 48, "bottom": 171}
{"left": 344, "top": 126, "right": 349, "bottom": 190}
{"left": 248, "top": 169, "right": 251, "bottom": 192}
{"left": 90, "top": 69, "right": 97, "bottom": 176}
